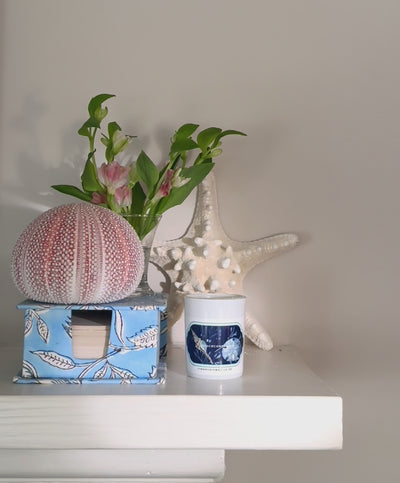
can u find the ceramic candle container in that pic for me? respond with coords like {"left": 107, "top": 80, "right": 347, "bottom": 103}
{"left": 184, "top": 293, "right": 246, "bottom": 380}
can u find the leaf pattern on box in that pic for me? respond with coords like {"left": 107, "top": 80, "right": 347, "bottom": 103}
{"left": 110, "top": 364, "right": 137, "bottom": 380}
{"left": 114, "top": 310, "right": 125, "bottom": 346}
{"left": 16, "top": 300, "right": 167, "bottom": 384}
{"left": 32, "top": 351, "right": 76, "bottom": 369}
{"left": 160, "top": 323, "right": 167, "bottom": 337}
{"left": 24, "top": 310, "right": 35, "bottom": 336}
{"left": 49, "top": 379, "right": 82, "bottom": 385}
{"left": 37, "top": 318, "right": 50, "bottom": 343}
{"left": 77, "top": 349, "right": 122, "bottom": 379}
{"left": 63, "top": 317, "right": 72, "bottom": 338}
{"left": 127, "top": 325, "right": 158, "bottom": 350}
{"left": 22, "top": 360, "right": 38, "bottom": 378}
{"left": 25, "top": 309, "right": 52, "bottom": 341}
{"left": 94, "top": 362, "right": 109, "bottom": 379}
{"left": 148, "top": 365, "right": 157, "bottom": 379}
{"left": 120, "top": 378, "right": 133, "bottom": 385}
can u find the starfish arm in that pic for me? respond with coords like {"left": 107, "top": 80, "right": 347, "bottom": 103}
{"left": 188, "top": 172, "right": 227, "bottom": 240}
{"left": 245, "top": 312, "right": 274, "bottom": 351}
{"left": 236, "top": 233, "right": 299, "bottom": 274}
{"left": 148, "top": 173, "right": 299, "bottom": 351}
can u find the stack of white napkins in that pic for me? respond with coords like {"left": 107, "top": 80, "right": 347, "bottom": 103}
{"left": 71, "top": 311, "right": 111, "bottom": 359}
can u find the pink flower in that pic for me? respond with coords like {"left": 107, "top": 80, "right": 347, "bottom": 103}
{"left": 114, "top": 185, "right": 132, "bottom": 209}
{"left": 159, "top": 169, "right": 174, "bottom": 197}
{"left": 98, "top": 161, "right": 130, "bottom": 194}
{"left": 151, "top": 168, "right": 190, "bottom": 206}
{"left": 91, "top": 192, "right": 107, "bottom": 205}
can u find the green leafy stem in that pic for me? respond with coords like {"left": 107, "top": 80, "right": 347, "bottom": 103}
{"left": 52, "top": 94, "right": 246, "bottom": 240}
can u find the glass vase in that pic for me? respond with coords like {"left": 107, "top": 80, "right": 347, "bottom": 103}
{"left": 123, "top": 213, "right": 162, "bottom": 296}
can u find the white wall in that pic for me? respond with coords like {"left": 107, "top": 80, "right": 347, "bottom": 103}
{"left": 1, "top": 1, "right": 399, "bottom": 481}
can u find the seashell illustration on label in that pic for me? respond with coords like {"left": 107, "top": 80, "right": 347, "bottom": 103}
{"left": 186, "top": 323, "right": 243, "bottom": 366}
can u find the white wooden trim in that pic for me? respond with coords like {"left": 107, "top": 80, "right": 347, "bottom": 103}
{"left": 0, "top": 449, "right": 225, "bottom": 482}
{"left": 0, "top": 345, "right": 342, "bottom": 480}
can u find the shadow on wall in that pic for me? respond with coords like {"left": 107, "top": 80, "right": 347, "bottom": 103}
{"left": 0, "top": 90, "right": 75, "bottom": 345}
{"left": 0, "top": 3, "right": 23, "bottom": 345}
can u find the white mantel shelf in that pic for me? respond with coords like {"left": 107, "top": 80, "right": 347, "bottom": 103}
{"left": 0, "top": 345, "right": 342, "bottom": 482}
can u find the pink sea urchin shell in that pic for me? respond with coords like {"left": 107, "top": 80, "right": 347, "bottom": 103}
{"left": 11, "top": 203, "right": 144, "bottom": 304}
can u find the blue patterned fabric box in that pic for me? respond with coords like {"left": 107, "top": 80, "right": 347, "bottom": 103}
{"left": 13, "top": 294, "right": 168, "bottom": 384}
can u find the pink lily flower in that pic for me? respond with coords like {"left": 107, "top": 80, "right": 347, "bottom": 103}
{"left": 98, "top": 161, "right": 131, "bottom": 194}
{"left": 91, "top": 191, "right": 107, "bottom": 205}
{"left": 151, "top": 168, "right": 190, "bottom": 206}
{"left": 114, "top": 185, "right": 132, "bottom": 209}
{"left": 159, "top": 169, "right": 174, "bottom": 197}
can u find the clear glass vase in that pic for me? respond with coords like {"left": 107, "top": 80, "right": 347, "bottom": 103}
{"left": 123, "top": 213, "right": 162, "bottom": 296}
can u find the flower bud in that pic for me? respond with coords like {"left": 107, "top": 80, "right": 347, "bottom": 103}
{"left": 112, "top": 130, "right": 130, "bottom": 155}
{"left": 91, "top": 192, "right": 107, "bottom": 205}
{"left": 94, "top": 106, "right": 108, "bottom": 122}
{"left": 114, "top": 185, "right": 132, "bottom": 209}
{"left": 210, "top": 148, "right": 223, "bottom": 157}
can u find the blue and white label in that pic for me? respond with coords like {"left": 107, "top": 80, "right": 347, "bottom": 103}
{"left": 186, "top": 323, "right": 244, "bottom": 367}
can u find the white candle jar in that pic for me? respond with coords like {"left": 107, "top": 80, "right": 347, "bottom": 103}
{"left": 184, "top": 293, "right": 246, "bottom": 379}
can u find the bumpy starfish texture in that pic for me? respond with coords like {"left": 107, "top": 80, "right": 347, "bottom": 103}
{"left": 151, "top": 173, "right": 299, "bottom": 350}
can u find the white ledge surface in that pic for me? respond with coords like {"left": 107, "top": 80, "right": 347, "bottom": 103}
{"left": 0, "top": 345, "right": 342, "bottom": 451}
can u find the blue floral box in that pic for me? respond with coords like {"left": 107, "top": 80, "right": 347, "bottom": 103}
{"left": 13, "top": 294, "right": 168, "bottom": 385}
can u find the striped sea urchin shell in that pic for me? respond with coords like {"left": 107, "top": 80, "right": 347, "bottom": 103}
{"left": 11, "top": 203, "right": 144, "bottom": 304}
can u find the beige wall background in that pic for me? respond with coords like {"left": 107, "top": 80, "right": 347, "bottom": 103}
{"left": 1, "top": 0, "right": 399, "bottom": 481}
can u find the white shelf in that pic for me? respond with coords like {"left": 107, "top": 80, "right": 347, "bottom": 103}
{"left": 0, "top": 344, "right": 342, "bottom": 481}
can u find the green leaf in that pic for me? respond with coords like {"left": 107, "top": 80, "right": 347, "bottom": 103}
{"left": 78, "top": 118, "right": 101, "bottom": 137}
{"left": 174, "top": 123, "right": 199, "bottom": 140}
{"left": 51, "top": 185, "right": 92, "bottom": 202}
{"left": 181, "top": 162, "right": 215, "bottom": 180}
{"left": 169, "top": 138, "right": 198, "bottom": 154}
{"left": 130, "top": 182, "right": 146, "bottom": 215}
{"left": 156, "top": 162, "right": 214, "bottom": 214}
{"left": 196, "top": 127, "right": 222, "bottom": 152}
{"left": 136, "top": 151, "right": 159, "bottom": 194}
{"left": 81, "top": 153, "right": 102, "bottom": 192}
{"left": 212, "top": 129, "right": 246, "bottom": 147}
{"left": 105, "top": 143, "right": 114, "bottom": 163}
{"left": 107, "top": 121, "right": 121, "bottom": 139}
{"left": 88, "top": 94, "right": 115, "bottom": 117}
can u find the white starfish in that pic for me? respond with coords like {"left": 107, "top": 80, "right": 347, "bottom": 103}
{"left": 151, "top": 173, "right": 299, "bottom": 350}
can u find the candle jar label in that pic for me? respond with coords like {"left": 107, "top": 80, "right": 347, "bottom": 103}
{"left": 184, "top": 293, "right": 246, "bottom": 379}
{"left": 186, "top": 323, "right": 244, "bottom": 367}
